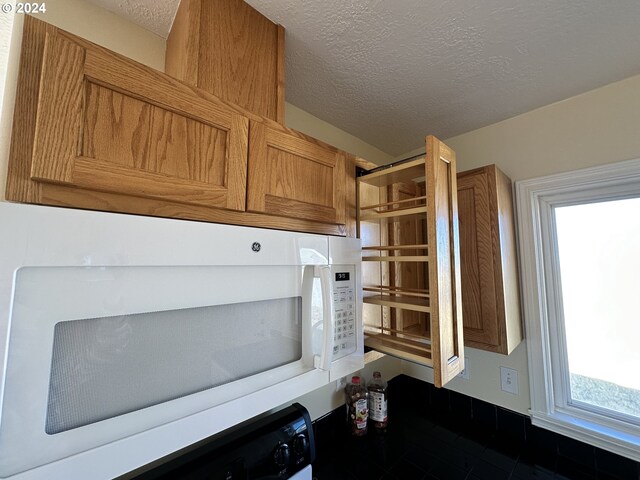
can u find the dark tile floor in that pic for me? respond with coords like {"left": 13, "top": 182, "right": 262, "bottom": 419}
{"left": 311, "top": 376, "right": 640, "bottom": 480}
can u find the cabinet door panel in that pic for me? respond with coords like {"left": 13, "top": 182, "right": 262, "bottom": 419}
{"left": 265, "top": 148, "right": 333, "bottom": 206}
{"left": 30, "top": 28, "right": 248, "bottom": 211}
{"left": 457, "top": 172, "right": 499, "bottom": 343}
{"left": 247, "top": 123, "right": 346, "bottom": 225}
{"left": 83, "top": 83, "right": 152, "bottom": 170}
{"left": 148, "top": 107, "right": 228, "bottom": 185}
{"left": 457, "top": 165, "right": 522, "bottom": 354}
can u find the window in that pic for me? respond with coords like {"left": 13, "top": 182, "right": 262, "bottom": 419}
{"left": 516, "top": 158, "right": 640, "bottom": 462}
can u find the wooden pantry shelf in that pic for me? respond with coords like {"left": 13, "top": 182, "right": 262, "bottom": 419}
{"left": 364, "top": 333, "right": 433, "bottom": 366}
{"left": 362, "top": 244, "right": 429, "bottom": 251}
{"left": 367, "top": 324, "right": 432, "bottom": 341}
{"left": 359, "top": 205, "right": 427, "bottom": 222}
{"left": 362, "top": 255, "right": 429, "bottom": 262}
{"left": 360, "top": 195, "right": 427, "bottom": 211}
{"left": 363, "top": 292, "right": 431, "bottom": 313}
{"left": 363, "top": 285, "right": 430, "bottom": 299}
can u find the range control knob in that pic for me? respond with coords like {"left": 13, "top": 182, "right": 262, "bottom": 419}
{"left": 273, "top": 443, "right": 290, "bottom": 467}
{"left": 293, "top": 434, "right": 308, "bottom": 456}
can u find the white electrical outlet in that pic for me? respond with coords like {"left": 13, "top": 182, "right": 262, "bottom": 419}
{"left": 500, "top": 366, "right": 519, "bottom": 394}
{"left": 336, "top": 376, "right": 347, "bottom": 392}
{"left": 458, "top": 357, "right": 470, "bottom": 380}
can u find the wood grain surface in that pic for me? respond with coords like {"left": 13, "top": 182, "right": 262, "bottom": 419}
{"left": 83, "top": 83, "right": 152, "bottom": 170}
{"left": 457, "top": 168, "right": 498, "bottom": 336}
{"left": 30, "top": 32, "right": 84, "bottom": 183}
{"left": 457, "top": 165, "right": 522, "bottom": 354}
{"left": 425, "top": 135, "right": 464, "bottom": 387}
{"left": 166, "top": 0, "right": 285, "bottom": 122}
{"left": 9, "top": 16, "right": 249, "bottom": 210}
{"left": 5, "top": 16, "right": 51, "bottom": 203}
{"left": 165, "top": 0, "right": 200, "bottom": 85}
{"left": 247, "top": 122, "right": 346, "bottom": 225}
{"left": 38, "top": 182, "right": 347, "bottom": 236}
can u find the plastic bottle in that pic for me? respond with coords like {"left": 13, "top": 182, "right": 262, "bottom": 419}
{"left": 345, "top": 375, "right": 368, "bottom": 436}
{"left": 367, "top": 371, "right": 388, "bottom": 430}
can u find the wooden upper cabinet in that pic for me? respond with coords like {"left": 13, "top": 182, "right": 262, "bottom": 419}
{"left": 7, "top": 17, "right": 351, "bottom": 236}
{"left": 166, "top": 0, "right": 285, "bottom": 123}
{"left": 457, "top": 164, "right": 522, "bottom": 354}
{"left": 247, "top": 122, "right": 347, "bottom": 232}
{"left": 9, "top": 16, "right": 248, "bottom": 214}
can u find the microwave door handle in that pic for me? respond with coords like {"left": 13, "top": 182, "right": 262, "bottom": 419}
{"left": 314, "top": 265, "right": 334, "bottom": 371}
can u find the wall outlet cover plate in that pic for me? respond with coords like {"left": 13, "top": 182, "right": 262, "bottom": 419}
{"left": 500, "top": 366, "right": 519, "bottom": 395}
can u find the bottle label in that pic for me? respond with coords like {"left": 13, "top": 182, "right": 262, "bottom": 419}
{"left": 354, "top": 398, "right": 368, "bottom": 429}
{"left": 369, "top": 391, "right": 387, "bottom": 422}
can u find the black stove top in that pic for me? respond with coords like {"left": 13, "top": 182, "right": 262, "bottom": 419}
{"left": 128, "top": 403, "right": 315, "bottom": 480}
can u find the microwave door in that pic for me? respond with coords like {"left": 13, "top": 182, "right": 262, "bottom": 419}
{"left": 0, "top": 264, "right": 326, "bottom": 478}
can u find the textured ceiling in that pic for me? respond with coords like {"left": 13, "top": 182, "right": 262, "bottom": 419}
{"left": 87, "top": 0, "right": 179, "bottom": 37}
{"left": 89, "top": 0, "right": 640, "bottom": 157}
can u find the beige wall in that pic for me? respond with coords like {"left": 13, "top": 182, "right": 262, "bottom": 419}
{"left": 38, "top": 0, "right": 166, "bottom": 69}
{"left": 446, "top": 73, "right": 640, "bottom": 180}
{"left": 285, "top": 104, "right": 393, "bottom": 165}
{"left": 395, "top": 73, "right": 640, "bottom": 415}
{"left": 293, "top": 352, "right": 403, "bottom": 421}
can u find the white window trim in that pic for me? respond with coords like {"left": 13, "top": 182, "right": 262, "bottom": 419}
{"left": 516, "top": 157, "right": 640, "bottom": 462}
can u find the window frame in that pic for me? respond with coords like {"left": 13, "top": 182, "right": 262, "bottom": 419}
{"left": 516, "top": 158, "right": 640, "bottom": 462}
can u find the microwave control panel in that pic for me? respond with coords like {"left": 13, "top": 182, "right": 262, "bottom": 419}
{"left": 331, "top": 266, "right": 357, "bottom": 360}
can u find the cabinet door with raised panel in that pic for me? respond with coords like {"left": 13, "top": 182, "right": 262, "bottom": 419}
{"left": 247, "top": 122, "right": 347, "bottom": 232}
{"left": 457, "top": 165, "right": 522, "bottom": 354}
{"left": 8, "top": 17, "right": 248, "bottom": 216}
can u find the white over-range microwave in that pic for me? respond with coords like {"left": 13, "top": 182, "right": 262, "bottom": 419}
{"left": 0, "top": 203, "right": 363, "bottom": 479}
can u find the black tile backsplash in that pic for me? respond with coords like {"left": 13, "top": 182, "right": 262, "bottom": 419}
{"left": 471, "top": 398, "right": 498, "bottom": 433}
{"left": 449, "top": 391, "right": 473, "bottom": 422}
{"left": 497, "top": 407, "right": 526, "bottom": 443}
{"left": 597, "top": 448, "right": 640, "bottom": 479}
{"left": 557, "top": 435, "right": 596, "bottom": 468}
{"left": 311, "top": 374, "right": 640, "bottom": 480}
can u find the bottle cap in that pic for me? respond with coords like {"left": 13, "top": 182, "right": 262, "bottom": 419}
{"left": 351, "top": 376, "right": 361, "bottom": 384}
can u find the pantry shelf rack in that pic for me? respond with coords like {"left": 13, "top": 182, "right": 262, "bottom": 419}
{"left": 357, "top": 136, "right": 464, "bottom": 388}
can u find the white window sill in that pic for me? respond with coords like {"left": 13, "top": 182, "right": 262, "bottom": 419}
{"left": 531, "top": 410, "right": 640, "bottom": 462}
